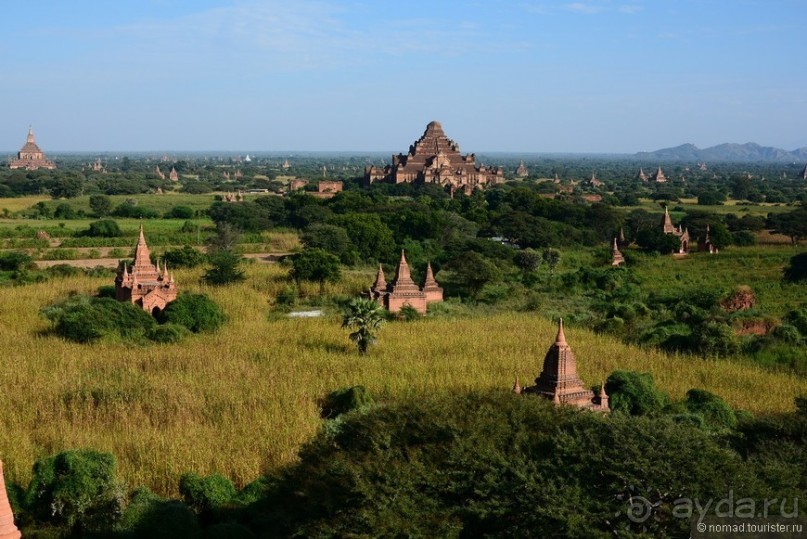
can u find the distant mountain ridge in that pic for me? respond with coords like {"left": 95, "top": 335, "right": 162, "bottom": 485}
{"left": 635, "top": 142, "right": 807, "bottom": 162}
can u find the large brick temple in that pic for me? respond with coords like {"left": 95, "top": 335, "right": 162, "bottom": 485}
{"left": 8, "top": 127, "right": 56, "bottom": 170}
{"left": 365, "top": 121, "right": 502, "bottom": 195}
{"left": 115, "top": 225, "right": 178, "bottom": 315}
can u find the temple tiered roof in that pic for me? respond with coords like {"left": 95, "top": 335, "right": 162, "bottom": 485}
{"left": 365, "top": 121, "right": 502, "bottom": 193}
{"left": 9, "top": 127, "right": 56, "bottom": 170}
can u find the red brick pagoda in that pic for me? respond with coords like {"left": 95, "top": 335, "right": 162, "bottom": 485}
{"left": 516, "top": 319, "right": 609, "bottom": 412}
{"left": 115, "top": 225, "right": 178, "bottom": 315}
{"left": 370, "top": 252, "right": 443, "bottom": 314}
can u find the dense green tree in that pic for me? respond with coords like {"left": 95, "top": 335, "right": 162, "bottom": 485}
{"left": 444, "top": 251, "right": 501, "bottom": 297}
{"left": 245, "top": 391, "right": 768, "bottom": 538}
{"left": 684, "top": 388, "right": 737, "bottom": 429}
{"left": 84, "top": 219, "right": 122, "bottom": 237}
{"left": 697, "top": 190, "right": 726, "bottom": 205}
{"left": 203, "top": 250, "right": 245, "bottom": 285}
{"left": 25, "top": 450, "right": 123, "bottom": 532}
{"left": 513, "top": 248, "right": 541, "bottom": 273}
{"left": 49, "top": 176, "right": 84, "bottom": 199}
{"left": 331, "top": 213, "right": 396, "bottom": 262}
{"left": 162, "top": 245, "right": 207, "bottom": 268}
{"left": 290, "top": 248, "right": 342, "bottom": 294}
{"left": 769, "top": 206, "right": 807, "bottom": 244}
{"left": 783, "top": 252, "right": 807, "bottom": 282}
{"left": 158, "top": 293, "right": 226, "bottom": 332}
{"left": 301, "top": 223, "right": 359, "bottom": 265}
{"left": 89, "top": 194, "right": 113, "bottom": 217}
{"left": 542, "top": 248, "right": 561, "bottom": 274}
{"left": 635, "top": 229, "right": 682, "bottom": 254}
{"left": 605, "top": 370, "right": 668, "bottom": 415}
{"left": 41, "top": 295, "right": 157, "bottom": 343}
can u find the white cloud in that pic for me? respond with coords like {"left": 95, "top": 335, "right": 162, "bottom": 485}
{"left": 564, "top": 2, "right": 604, "bottom": 14}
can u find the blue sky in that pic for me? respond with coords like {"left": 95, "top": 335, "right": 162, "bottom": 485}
{"left": 1, "top": 0, "right": 805, "bottom": 153}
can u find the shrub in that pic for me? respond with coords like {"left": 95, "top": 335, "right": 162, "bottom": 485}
{"left": 84, "top": 219, "right": 122, "bottom": 238}
{"left": 165, "top": 205, "right": 195, "bottom": 219}
{"left": 275, "top": 285, "right": 298, "bottom": 307}
{"left": 122, "top": 489, "right": 200, "bottom": 539}
{"left": 289, "top": 248, "right": 342, "bottom": 295}
{"left": 45, "top": 264, "right": 83, "bottom": 278}
{"left": 320, "top": 385, "right": 375, "bottom": 419}
{"left": 54, "top": 202, "right": 79, "bottom": 219}
{"left": 684, "top": 388, "right": 737, "bottom": 429}
{"left": 732, "top": 230, "right": 756, "bottom": 246}
{"left": 203, "top": 249, "right": 245, "bottom": 285}
{"left": 784, "top": 308, "right": 807, "bottom": 336}
{"left": 178, "top": 472, "right": 236, "bottom": 515}
{"left": 0, "top": 251, "right": 34, "bottom": 271}
{"left": 41, "top": 295, "right": 157, "bottom": 343}
{"left": 96, "top": 285, "right": 117, "bottom": 298}
{"left": 605, "top": 370, "right": 668, "bottom": 415}
{"left": 148, "top": 322, "right": 191, "bottom": 343}
{"left": 163, "top": 245, "right": 207, "bottom": 268}
{"left": 24, "top": 450, "right": 123, "bottom": 531}
{"left": 397, "top": 304, "right": 421, "bottom": 321}
{"left": 158, "top": 293, "right": 226, "bottom": 333}
{"left": 89, "top": 194, "right": 112, "bottom": 217}
{"left": 773, "top": 324, "right": 802, "bottom": 345}
{"left": 783, "top": 252, "right": 807, "bottom": 282}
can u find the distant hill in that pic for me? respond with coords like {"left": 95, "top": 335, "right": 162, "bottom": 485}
{"left": 636, "top": 142, "right": 807, "bottom": 163}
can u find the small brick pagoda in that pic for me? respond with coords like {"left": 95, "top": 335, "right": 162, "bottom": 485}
{"left": 515, "top": 319, "right": 609, "bottom": 412}
{"left": 611, "top": 237, "right": 625, "bottom": 266}
{"left": 0, "top": 460, "right": 21, "bottom": 539}
{"left": 370, "top": 251, "right": 443, "bottom": 314}
{"left": 115, "top": 225, "right": 178, "bottom": 315}
{"left": 8, "top": 127, "right": 56, "bottom": 170}
{"left": 515, "top": 160, "right": 528, "bottom": 178}
{"left": 662, "top": 206, "right": 690, "bottom": 254}
{"left": 365, "top": 121, "right": 503, "bottom": 194}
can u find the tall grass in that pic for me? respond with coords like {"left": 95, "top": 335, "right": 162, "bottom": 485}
{"left": 0, "top": 263, "right": 806, "bottom": 497}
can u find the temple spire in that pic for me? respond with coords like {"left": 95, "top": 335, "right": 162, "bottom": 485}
{"left": 391, "top": 250, "right": 418, "bottom": 290}
{"left": 556, "top": 318, "right": 567, "bottom": 345}
{"left": 372, "top": 264, "right": 387, "bottom": 291}
{"left": 0, "top": 460, "right": 21, "bottom": 539}
{"left": 662, "top": 206, "right": 675, "bottom": 234}
{"left": 27, "top": 126, "right": 34, "bottom": 144}
{"left": 423, "top": 262, "right": 437, "bottom": 287}
{"left": 612, "top": 237, "right": 625, "bottom": 266}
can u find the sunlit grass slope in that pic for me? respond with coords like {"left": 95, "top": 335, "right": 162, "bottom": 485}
{"left": 1, "top": 263, "right": 806, "bottom": 495}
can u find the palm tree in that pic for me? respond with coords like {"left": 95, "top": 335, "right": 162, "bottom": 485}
{"left": 342, "top": 298, "right": 386, "bottom": 356}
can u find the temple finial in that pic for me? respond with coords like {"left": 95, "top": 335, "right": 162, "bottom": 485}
{"left": 556, "top": 318, "right": 567, "bottom": 344}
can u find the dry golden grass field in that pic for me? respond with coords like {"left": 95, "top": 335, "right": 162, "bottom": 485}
{"left": 1, "top": 263, "right": 806, "bottom": 495}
